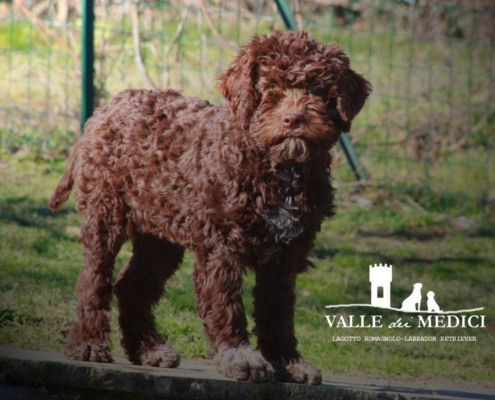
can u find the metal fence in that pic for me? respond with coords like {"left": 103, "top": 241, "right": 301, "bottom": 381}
{"left": 0, "top": 0, "right": 494, "bottom": 221}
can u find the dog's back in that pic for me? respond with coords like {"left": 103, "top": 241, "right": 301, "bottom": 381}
{"left": 49, "top": 89, "right": 214, "bottom": 212}
{"left": 49, "top": 89, "right": 245, "bottom": 245}
{"left": 50, "top": 89, "right": 180, "bottom": 210}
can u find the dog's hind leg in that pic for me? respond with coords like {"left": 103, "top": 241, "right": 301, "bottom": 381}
{"left": 64, "top": 222, "right": 125, "bottom": 363}
{"left": 114, "top": 233, "right": 184, "bottom": 367}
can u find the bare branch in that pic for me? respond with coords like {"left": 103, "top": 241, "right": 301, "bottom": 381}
{"left": 161, "top": 5, "right": 190, "bottom": 88}
{"left": 13, "top": 0, "right": 80, "bottom": 63}
{"left": 131, "top": 2, "right": 159, "bottom": 89}
{"left": 198, "top": 0, "right": 236, "bottom": 50}
{"left": 294, "top": 0, "right": 304, "bottom": 31}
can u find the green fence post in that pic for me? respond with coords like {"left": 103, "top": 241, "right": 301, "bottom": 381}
{"left": 273, "top": 0, "right": 368, "bottom": 181}
{"left": 340, "top": 132, "right": 369, "bottom": 181}
{"left": 274, "top": 0, "right": 298, "bottom": 30}
{"left": 81, "top": 0, "right": 95, "bottom": 133}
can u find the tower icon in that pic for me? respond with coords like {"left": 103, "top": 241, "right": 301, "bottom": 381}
{"left": 369, "top": 264, "right": 392, "bottom": 308}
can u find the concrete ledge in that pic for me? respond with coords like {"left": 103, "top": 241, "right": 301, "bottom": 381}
{"left": 1, "top": 347, "right": 494, "bottom": 400}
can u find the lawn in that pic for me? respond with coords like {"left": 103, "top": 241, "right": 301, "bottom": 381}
{"left": 1, "top": 156, "right": 494, "bottom": 384}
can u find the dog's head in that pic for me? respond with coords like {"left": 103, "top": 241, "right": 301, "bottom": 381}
{"left": 217, "top": 31, "right": 371, "bottom": 162}
{"left": 414, "top": 283, "right": 423, "bottom": 290}
{"left": 427, "top": 291, "right": 435, "bottom": 298}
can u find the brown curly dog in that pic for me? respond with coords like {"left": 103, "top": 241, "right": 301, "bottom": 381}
{"left": 49, "top": 31, "right": 371, "bottom": 385}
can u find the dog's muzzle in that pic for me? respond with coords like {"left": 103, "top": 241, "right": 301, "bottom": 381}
{"left": 281, "top": 113, "right": 305, "bottom": 130}
{"left": 273, "top": 137, "right": 308, "bottom": 161}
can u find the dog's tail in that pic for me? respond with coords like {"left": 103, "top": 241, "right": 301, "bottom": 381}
{"left": 48, "top": 142, "right": 80, "bottom": 211}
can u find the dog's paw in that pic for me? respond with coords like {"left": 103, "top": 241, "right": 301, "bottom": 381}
{"left": 286, "top": 357, "right": 322, "bottom": 385}
{"left": 142, "top": 345, "right": 181, "bottom": 368}
{"left": 64, "top": 342, "right": 113, "bottom": 363}
{"left": 214, "top": 344, "right": 274, "bottom": 383}
{"left": 270, "top": 356, "right": 322, "bottom": 385}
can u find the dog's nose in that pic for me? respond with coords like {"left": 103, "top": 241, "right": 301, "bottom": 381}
{"left": 282, "top": 113, "right": 305, "bottom": 129}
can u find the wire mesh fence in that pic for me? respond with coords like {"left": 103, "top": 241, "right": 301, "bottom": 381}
{"left": 0, "top": 0, "right": 494, "bottom": 221}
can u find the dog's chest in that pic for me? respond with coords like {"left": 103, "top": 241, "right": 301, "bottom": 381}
{"left": 261, "top": 165, "right": 306, "bottom": 245}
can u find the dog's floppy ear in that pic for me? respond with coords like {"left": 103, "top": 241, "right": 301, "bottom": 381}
{"left": 335, "top": 62, "right": 372, "bottom": 132}
{"left": 217, "top": 45, "right": 260, "bottom": 130}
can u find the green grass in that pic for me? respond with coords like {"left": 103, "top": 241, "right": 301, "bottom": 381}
{"left": 1, "top": 157, "right": 494, "bottom": 383}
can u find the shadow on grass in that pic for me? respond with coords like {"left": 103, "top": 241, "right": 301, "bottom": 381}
{"left": 312, "top": 247, "right": 394, "bottom": 263}
{"left": 312, "top": 247, "right": 487, "bottom": 267}
{"left": 477, "top": 224, "right": 495, "bottom": 238}
{"left": 357, "top": 228, "right": 446, "bottom": 241}
{"left": 4, "top": 267, "right": 78, "bottom": 289}
{"left": 0, "top": 196, "right": 79, "bottom": 243}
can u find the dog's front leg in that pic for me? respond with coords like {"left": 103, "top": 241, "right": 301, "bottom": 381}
{"left": 252, "top": 247, "right": 322, "bottom": 385}
{"left": 192, "top": 249, "right": 274, "bottom": 383}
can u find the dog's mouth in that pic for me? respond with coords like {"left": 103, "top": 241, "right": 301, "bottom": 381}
{"left": 270, "top": 137, "right": 309, "bottom": 163}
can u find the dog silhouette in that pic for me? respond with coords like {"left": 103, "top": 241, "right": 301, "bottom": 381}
{"left": 401, "top": 283, "right": 423, "bottom": 311}
{"left": 427, "top": 291, "right": 442, "bottom": 312}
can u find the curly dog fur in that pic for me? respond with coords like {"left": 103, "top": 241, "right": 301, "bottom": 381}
{"left": 49, "top": 31, "right": 371, "bottom": 384}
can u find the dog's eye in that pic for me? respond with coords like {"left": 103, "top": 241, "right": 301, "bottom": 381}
{"left": 308, "top": 84, "right": 317, "bottom": 92}
{"left": 268, "top": 84, "right": 277, "bottom": 90}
